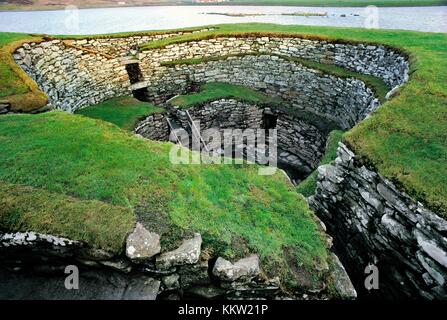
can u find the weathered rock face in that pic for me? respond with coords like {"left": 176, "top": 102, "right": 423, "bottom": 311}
{"left": 310, "top": 144, "right": 447, "bottom": 299}
{"left": 11, "top": 28, "right": 213, "bottom": 112}
{"left": 134, "top": 98, "right": 328, "bottom": 182}
{"left": 329, "top": 253, "right": 357, "bottom": 300}
{"left": 138, "top": 36, "right": 408, "bottom": 89}
{"left": 0, "top": 102, "right": 11, "bottom": 114}
{"left": 213, "top": 255, "right": 260, "bottom": 283}
{"left": 0, "top": 228, "right": 356, "bottom": 300}
{"left": 156, "top": 233, "right": 202, "bottom": 269}
{"left": 136, "top": 99, "right": 328, "bottom": 180}
{"left": 0, "top": 231, "right": 84, "bottom": 262}
{"left": 126, "top": 223, "right": 161, "bottom": 262}
{"left": 0, "top": 267, "right": 160, "bottom": 300}
{"left": 174, "top": 99, "right": 264, "bottom": 132}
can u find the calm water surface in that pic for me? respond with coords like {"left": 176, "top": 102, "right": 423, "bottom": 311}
{"left": 0, "top": 5, "right": 445, "bottom": 35}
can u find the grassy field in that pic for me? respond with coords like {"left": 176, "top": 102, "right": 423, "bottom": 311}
{"left": 0, "top": 111, "right": 328, "bottom": 288}
{"left": 75, "top": 96, "right": 164, "bottom": 131}
{"left": 138, "top": 23, "right": 447, "bottom": 217}
{"left": 0, "top": 182, "right": 135, "bottom": 253}
{"left": 0, "top": 23, "right": 446, "bottom": 288}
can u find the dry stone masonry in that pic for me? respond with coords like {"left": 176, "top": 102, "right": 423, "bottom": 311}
{"left": 14, "top": 35, "right": 407, "bottom": 116}
{"left": 0, "top": 224, "right": 351, "bottom": 300}
{"left": 142, "top": 55, "right": 379, "bottom": 131}
{"left": 10, "top": 33, "right": 446, "bottom": 300}
{"left": 310, "top": 144, "right": 447, "bottom": 299}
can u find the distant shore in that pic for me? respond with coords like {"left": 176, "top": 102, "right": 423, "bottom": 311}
{"left": 1, "top": 1, "right": 446, "bottom": 13}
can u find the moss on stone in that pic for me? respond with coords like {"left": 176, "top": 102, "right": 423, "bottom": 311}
{"left": 297, "top": 130, "right": 344, "bottom": 197}
{"left": 163, "top": 53, "right": 389, "bottom": 102}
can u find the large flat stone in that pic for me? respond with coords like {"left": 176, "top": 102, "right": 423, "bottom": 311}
{"left": 156, "top": 233, "right": 202, "bottom": 269}
{"left": 414, "top": 229, "right": 447, "bottom": 269}
{"left": 126, "top": 223, "right": 161, "bottom": 262}
{"left": 212, "top": 255, "right": 260, "bottom": 282}
{"left": 329, "top": 253, "right": 357, "bottom": 299}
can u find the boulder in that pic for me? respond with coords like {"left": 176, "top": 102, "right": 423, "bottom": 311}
{"left": 187, "top": 285, "right": 226, "bottom": 299}
{"left": 414, "top": 229, "right": 447, "bottom": 269}
{"left": 126, "top": 223, "right": 161, "bottom": 262}
{"left": 156, "top": 233, "right": 202, "bottom": 269}
{"left": 212, "top": 255, "right": 260, "bottom": 282}
{"left": 329, "top": 253, "right": 357, "bottom": 299}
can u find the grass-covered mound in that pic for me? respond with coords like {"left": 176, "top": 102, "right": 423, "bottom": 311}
{"left": 139, "top": 23, "right": 447, "bottom": 217}
{"left": 0, "top": 182, "right": 135, "bottom": 253}
{"left": 0, "top": 33, "right": 47, "bottom": 112}
{"left": 75, "top": 96, "right": 163, "bottom": 131}
{"left": 0, "top": 111, "right": 328, "bottom": 288}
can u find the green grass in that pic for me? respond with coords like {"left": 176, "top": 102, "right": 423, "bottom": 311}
{"left": 75, "top": 96, "right": 164, "bottom": 131}
{"left": 165, "top": 53, "right": 389, "bottom": 102}
{"left": 0, "top": 33, "right": 34, "bottom": 98}
{"left": 169, "top": 82, "right": 279, "bottom": 108}
{"left": 0, "top": 182, "right": 135, "bottom": 253}
{"left": 0, "top": 111, "right": 328, "bottom": 289}
{"left": 0, "top": 23, "right": 446, "bottom": 288}
{"left": 297, "top": 130, "right": 344, "bottom": 197}
{"left": 139, "top": 23, "right": 447, "bottom": 217}
{"left": 0, "top": 32, "right": 48, "bottom": 112}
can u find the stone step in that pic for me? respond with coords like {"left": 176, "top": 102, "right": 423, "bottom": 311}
{"left": 120, "top": 56, "right": 139, "bottom": 65}
{"left": 129, "top": 81, "right": 149, "bottom": 91}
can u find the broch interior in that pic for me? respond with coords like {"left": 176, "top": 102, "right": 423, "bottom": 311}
{"left": 6, "top": 31, "right": 443, "bottom": 300}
